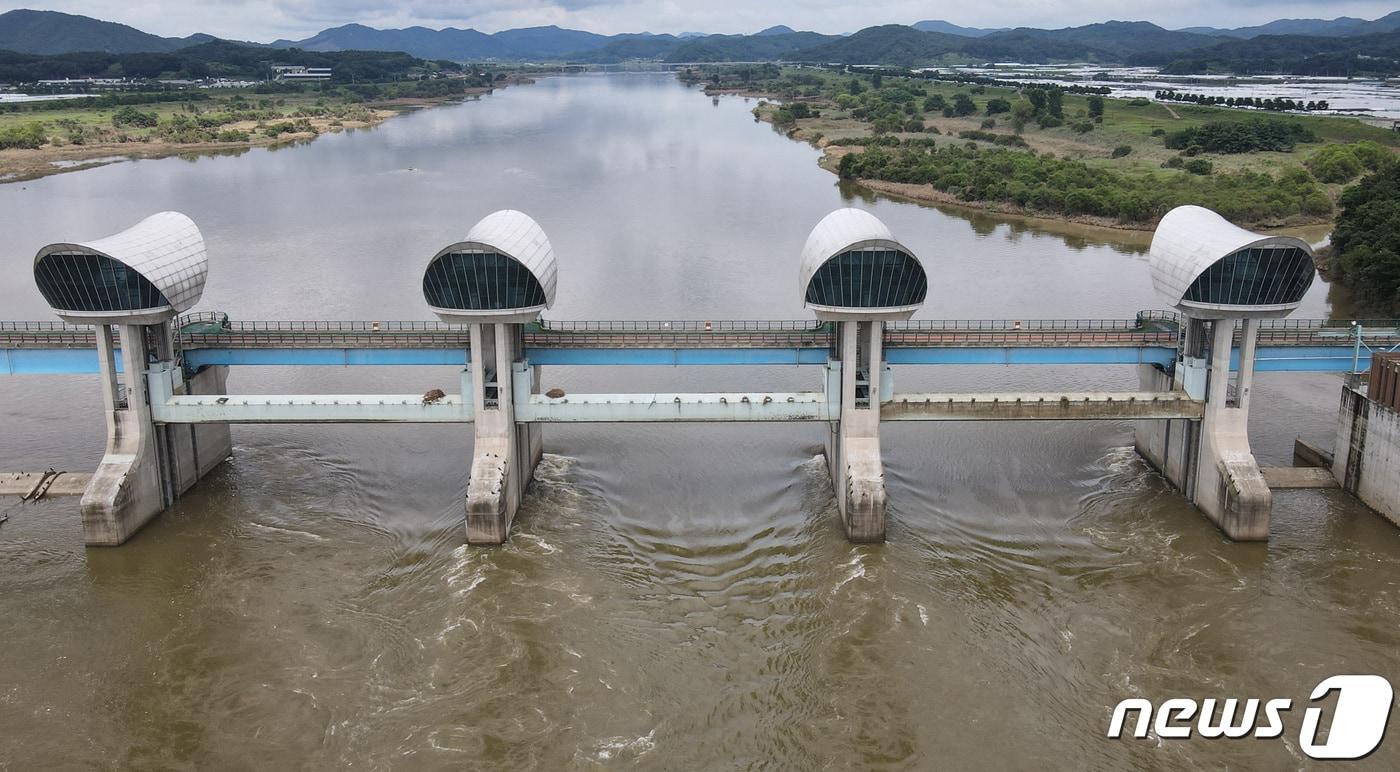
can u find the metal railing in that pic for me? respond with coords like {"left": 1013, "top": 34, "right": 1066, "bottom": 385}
{"left": 3, "top": 312, "right": 1400, "bottom": 352}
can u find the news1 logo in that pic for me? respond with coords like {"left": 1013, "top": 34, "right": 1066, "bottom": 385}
{"left": 1108, "top": 675, "right": 1394, "bottom": 760}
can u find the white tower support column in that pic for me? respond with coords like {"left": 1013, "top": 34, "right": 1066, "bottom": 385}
{"left": 826, "top": 320, "right": 888, "bottom": 542}
{"left": 1191, "top": 319, "right": 1271, "bottom": 540}
{"left": 464, "top": 323, "right": 542, "bottom": 544}
{"left": 80, "top": 321, "right": 232, "bottom": 545}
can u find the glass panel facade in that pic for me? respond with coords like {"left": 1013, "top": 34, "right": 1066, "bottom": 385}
{"left": 805, "top": 249, "right": 927, "bottom": 309}
{"left": 423, "top": 252, "right": 546, "bottom": 311}
{"left": 34, "top": 252, "right": 170, "bottom": 312}
{"left": 1184, "top": 246, "right": 1314, "bottom": 307}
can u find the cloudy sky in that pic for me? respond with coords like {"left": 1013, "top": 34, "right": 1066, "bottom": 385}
{"left": 5, "top": 0, "right": 1398, "bottom": 41}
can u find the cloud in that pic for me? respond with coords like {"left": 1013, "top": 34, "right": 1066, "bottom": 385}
{"left": 4, "top": 0, "right": 1397, "bottom": 41}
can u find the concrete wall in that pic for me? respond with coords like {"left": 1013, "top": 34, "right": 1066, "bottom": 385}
{"left": 1135, "top": 364, "right": 1199, "bottom": 500}
{"left": 1333, "top": 385, "right": 1400, "bottom": 528}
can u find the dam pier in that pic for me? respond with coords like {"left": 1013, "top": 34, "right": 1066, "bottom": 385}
{"left": 5, "top": 205, "right": 1400, "bottom": 547}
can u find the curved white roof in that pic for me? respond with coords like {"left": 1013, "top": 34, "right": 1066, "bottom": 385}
{"left": 1150, "top": 205, "right": 1314, "bottom": 317}
{"left": 35, "top": 211, "right": 208, "bottom": 317}
{"left": 798, "top": 208, "right": 924, "bottom": 319}
{"left": 431, "top": 210, "right": 557, "bottom": 310}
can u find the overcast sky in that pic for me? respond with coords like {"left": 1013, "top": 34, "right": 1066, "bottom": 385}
{"left": 5, "top": 1, "right": 1398, "bottom": 41}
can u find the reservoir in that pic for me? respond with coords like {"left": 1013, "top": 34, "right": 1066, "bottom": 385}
{"left": 1, "top": 72, "right": 1397, "bottom": 768}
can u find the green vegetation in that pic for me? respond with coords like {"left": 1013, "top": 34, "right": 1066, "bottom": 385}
{"left": 1305, "top": 141, "right": 1395, "bottom": 183}
{"left": 705, "top": 66, "right": 1399, "bottom": 228}
{"left": 1164, "top": 118, "right": 1317, "bottom": 153}
{"left": 1332, "top": 164, "right": 1400, "bottom": 314}
{"left": 0, "top": 122, "right": 46, "bottom": 149}
{"left": 837, "top": 143, "right": 1330, "bottom": 224}
{"left": 0, "top": 40, "right": 464, "bottom": 84}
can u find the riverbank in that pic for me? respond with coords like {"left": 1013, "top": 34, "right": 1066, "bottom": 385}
{"left": 691, "top": 66, "right": 1399, "bottom": 233}
{"left": 0, "top": 78, "right": 530, "bottom": 184}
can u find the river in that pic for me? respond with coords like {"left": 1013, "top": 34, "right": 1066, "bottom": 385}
{"left": 1, "top": 72, "right": 1397, "bottom": 769}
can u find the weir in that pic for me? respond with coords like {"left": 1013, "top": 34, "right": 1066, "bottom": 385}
{"left": 5, "top": 205, "right": 1398, "bottom": 547}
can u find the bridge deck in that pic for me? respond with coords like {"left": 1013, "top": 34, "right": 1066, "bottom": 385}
{"left": 1, "top": 315, "right": 1394, "bottom": 351}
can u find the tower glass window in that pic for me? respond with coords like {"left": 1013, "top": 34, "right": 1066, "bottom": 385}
{"left": 423, "top": 252, "right": 548, "bottom": 311}
{"left": 34, "top": 252, "right": 171, "bottom": 312}
{"left": 804, "top": 249, "right": 927, "bottom": 309}
{"left": 1183, "top": 246, "right": 1315, "bottom": 308}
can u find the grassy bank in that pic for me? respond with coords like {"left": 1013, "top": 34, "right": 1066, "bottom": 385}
{"left": 690, "top": 66, "right": 1400, "bottom": 230}
{"left": 0, "top": 75, "right": 532, "bottom": 183}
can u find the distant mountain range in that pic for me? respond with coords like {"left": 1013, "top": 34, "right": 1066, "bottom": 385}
{"left": 1182, "top": 13, "right": 1400, "bottom": 39}
{"left": 911, "top": 20, "right": 1007, "bottom": 38}
{"left": 0, "top": 8, "right": 215, "bottom": 54}
{"left": 2, "top": 7, "right": 1399, "bottom": 76}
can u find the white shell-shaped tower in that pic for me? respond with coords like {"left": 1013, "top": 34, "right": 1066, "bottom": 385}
{"left": 423, "top": 210, "right": 558, "bottom": 324}
{"left": 33, "top": 211, "right": 208, "bottom": 325}
{"left": 1149, "top": 205, "right": 1315, "bottom": 320}
{"left": 799, "top": 208, "right": 926, "bottom": 321}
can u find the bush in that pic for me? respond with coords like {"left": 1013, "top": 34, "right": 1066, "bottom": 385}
{"left": 904, "top": 118, "right": 925, "bottom": 133}
{"left": 1129, "top": 98, "right": 1151, "bottom": 107}
{"left": 952, "top": 93, "right": 977, "bottom": 117}
{"left": 112, "top": 105, "right": 158, "bottom": 128}
{"left": 1164, "top": 156, "right": 1185, "bottom": 169}
{"left": 1306, "top": 141, "right": 1395, "bottom": 184}
{"left": 985, "top": 98, "right": 1011, "bottom": 116}
{"left": 216, "top": 129, "right": 250, "bottom": 142}
{"left": 1184, "top": 158, "right": 1214, "bottom": 175}
{"left": 836, "top": 142, "right": 1331, "bottom": 225}
{"left": 980, "top": 118, "right": 996, "bottom": 129}
{"left": 0, "top": 122, "right": 46, "bottom": 149}
{"left": 1164, "top": 118, "right": 1317, "bottom": 154}
{"left": 1072, "top": 121, "right": 1094, "bottom": 133}
{"left": 923, "top": 94, "right": 945, "bottom": 112}
{"left": 1036, "top": 114, "right": 1063, "bottom": 129}
{"left": 1151, "top": 128, "right": 1166, "bottom": 137}
{"left": 1111, "top": 145, "right": 1132, "bottom": 158}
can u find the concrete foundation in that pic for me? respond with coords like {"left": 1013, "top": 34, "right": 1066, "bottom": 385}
{"left": 81, "top": 323, "right": 232, "bottom": 546}
{"left": 464, "top": 323, "right": 542, "bottom": 544}
{"left": 825, "top": 320, "right": 887, "bottom": 542}
{"left": 1333, "top": 384, "right": 1400, "bottom": 527}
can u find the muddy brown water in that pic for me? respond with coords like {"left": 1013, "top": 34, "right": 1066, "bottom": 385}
{"left": 1, "top": 73, "right": 1396, "bottom": 769}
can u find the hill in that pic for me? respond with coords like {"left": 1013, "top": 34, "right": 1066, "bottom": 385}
{"left": 911, "top": 20, "right": 1005, "bottom": 37}
{"left": 664, "top": 31, "right": 841, "bottom": 62}
{"left": 1182, "top": 11, "right": 1400, "bottom": 39}
{"left": 788, "top": 22, "right": 1219, "bottom": 65}
{"left": 270, "top": 23, "right": 616, "bottom": 60}
{"left": 0, "top": 39, "right": 446, "bottom": 83}
{"left": 791, "top": 25, "right": 969, "bottom": 66}
{"left": 1146, "top": 29, "right": 1400, "bottom": 76}
{"left": 0, "top": 8, "right": 213, "bottom": 55}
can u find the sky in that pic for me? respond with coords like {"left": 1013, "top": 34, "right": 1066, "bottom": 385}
{"left": 3, "top": 0, "right": 1398, "bottom": 41}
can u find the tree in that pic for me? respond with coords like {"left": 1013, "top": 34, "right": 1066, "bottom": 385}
{"left": 1047, "top": 88, "right": 1063, "bottom": 118}
{"left": 1334, "top": 163, "right": 1400, "bottom": 314}
{"left": 1087, "top": 96, "right": 1104, "bottom": 119}
{"left": 952, "top": 93, "right": 976, "bottom": 117}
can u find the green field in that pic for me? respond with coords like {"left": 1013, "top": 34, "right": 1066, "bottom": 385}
{"left": 696, "top": 65, "right": 1399, "bottom": 227}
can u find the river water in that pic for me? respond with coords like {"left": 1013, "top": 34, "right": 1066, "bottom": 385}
{"left": 2, "top": 73, "right": 1398, "bottom": 769}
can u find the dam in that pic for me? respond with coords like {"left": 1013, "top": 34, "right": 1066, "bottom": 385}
{"left": 3, "top": 205, "right": 1400, "bottom": 546}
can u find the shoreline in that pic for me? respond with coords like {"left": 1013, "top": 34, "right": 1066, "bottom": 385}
{"left": 0, "top": 80, "right": 529, "bottom": 185}
{"left": 786, "top": 110, "right": 1337, "bottom": 237}
{"left": 694, "top": 73, "right": 1356, "bottom": 238}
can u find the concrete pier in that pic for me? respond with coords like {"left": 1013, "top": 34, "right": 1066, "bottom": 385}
{"left": 464, "top": 323, "right": 542, "bottom": 544}
{"left": 826, "top": 321, "right": 888, "bottom": 542}
{"left": 1135, "top": 318, "right": 1272, "bottom": 540}
{"left": 82, "top": 323, "right": 231, "bottom": 545}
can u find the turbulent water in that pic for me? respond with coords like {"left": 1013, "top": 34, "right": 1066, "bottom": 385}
{"left": 2, "top": 73, "right": 1398, "bottom": 769}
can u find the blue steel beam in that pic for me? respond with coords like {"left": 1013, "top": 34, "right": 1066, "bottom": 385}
{"left": 0, "top": 345, "right": 1384, "bottom": 374}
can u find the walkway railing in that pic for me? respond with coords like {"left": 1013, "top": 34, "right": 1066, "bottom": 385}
{"left": 3, "top": 312, "right": 1400, "bottom": 352}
